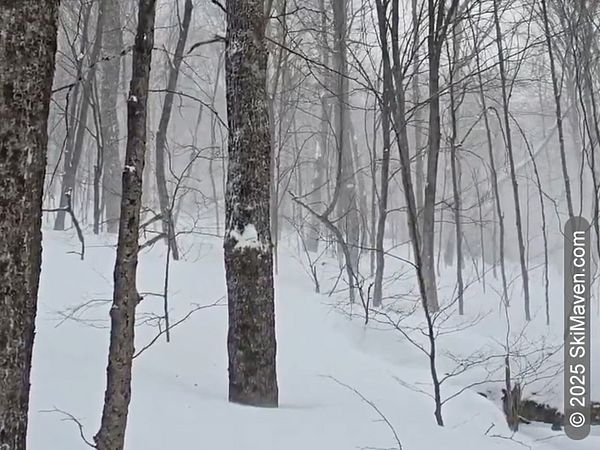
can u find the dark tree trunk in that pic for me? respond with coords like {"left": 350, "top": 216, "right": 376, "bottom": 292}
{"left": 372, "top": 64, "right": 392, "bottom": 307}
{"left": 421, "top": 40, "right": 442, "bottom": 313}
{"left": 540, "top": 0, "right": 574, "bottom": 220}
{"left": 475, "top": 44, "right": 509, "bottom": 305}
{"left": 0, "top": 1, "right": 59, "bottom": 448}
{"left": 268, "top": 0, "right": 289, "bottom": 274}
{"left": 412, "top": 0, "right": 424, "bottom": 216}
{"left": 492, "top": 0, "right": 531, "bottom": 320}
{"left": 101, "top": 0, "right": 124, "bottom": 234}
{"left": 61, "top": 1, "right": 92, "bottom": 206}
{"left": 94, "top": 1, "right": 157, "bottom": 449}
{"left": 332, "top": 0, "right": 360, "bottom": 282}
{"left": 374, "top": 0, "right": 447, "bottom": 425}
{"left": 224, "top": 0, "right": 278, "bottom": 407}
{"left": 306, "top": 0, "right": 329, "bottom": 253}
{"left": 449, "top": 23, "right": 464, "bottom": 315}
{"left": 55, "top": 2, "right": 105, "bottom": 230}
{"left": 155, "top": 0, "right": 194, "bottom": 260}
{"left": 421, "top": 0, "right": 458, "bottom": 314}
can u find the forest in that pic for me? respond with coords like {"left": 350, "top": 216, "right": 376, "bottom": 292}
{"left": 0, "top": 0, "right": 599, "bottom": 449}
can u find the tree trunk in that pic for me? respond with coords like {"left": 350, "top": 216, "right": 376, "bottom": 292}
{"left": 55, "top": 2, "right": 105, "bottom": 230}
{"left": 60, "top": 1, "right": 92, "bottom": 206}
{"left": 94, "top": 1, "right": 157, "bottom": 449}
{"left": 375, "top": 0, "right": 447, "bottom": 424}
{"left": 207, "top": 53, "right": 224, "bottom": 234}
{"left": 449, "top": 92, "right": 463, "bottom": 315}
{"left": 155, "top": 0, "right": 194, "bottom": 260}
{"left": 332, "top": 0, "right": 360, "bottom": 293}
{"left": 0, "top": 2, "right": 59, "bottom": 448}
{"left": 475, "top": 43, "right": 509, "bottom": 305}
{"left": 373, "top": 64, "right": 392, "bottom": 308}
{"left": 412, "top": 0, "right": 424, "bottom": 216}
{"left": 540, "top": 0, "right": 574, "bottom": 219}
{"left": 492, "top": 0, "right": 531, "bottom": 320}
{"left": 101, "top": 0, "right": 124, "bottom": 234}
{"left": 449, "top": 22, "right": 464, "bottom": 315}
{"left": 421, "top": 18, "right": 442, "bottom": 313}
{"left": 92, "top": 75, "right": 104, "bottom": 234}
{"left": 268, "top": 0, "right": 289, "bottom": 274}
{"left": 224, "top": 0, "right": 278, "bottom": 407}
{"left": 306, "top": 0, "right": 329, "bottom": 253}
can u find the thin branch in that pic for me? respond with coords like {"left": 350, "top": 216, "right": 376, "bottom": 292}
{"left": 40, "top": 408, "right": 95, "bottom": 448}
{"left": 324, "top": 376, "right": 403, "bottom": 450}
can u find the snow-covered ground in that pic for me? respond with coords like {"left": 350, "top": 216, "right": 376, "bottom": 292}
{"left": 28, "top": 230, "right": 599, "bottom": 449}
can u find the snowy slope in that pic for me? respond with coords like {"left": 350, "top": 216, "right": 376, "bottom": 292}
{"left": 28, "top": 231, "right": 599, "bottom": 449}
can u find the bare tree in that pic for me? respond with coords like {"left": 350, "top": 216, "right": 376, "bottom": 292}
{"left": 420, "top": 0, "right": 460, "bottom": 313}
{"left": 55, "top": 1, "right": 105, "bottom": 231}
{"left": 540, "top": 0, "right": 574, "bottom": 220}
{"left": 372, "top": 63, "right": 392, "bottom": 307}
{"left": 374, "top": 0, "right": 446, "bottom": 425}
{"left": 305, "top": 0, "right": 330, "bottom": 254}
{"left": 332, "top": 0, "right": 361, "bottom": 281}
{"left": 154, "top": 0, "right": 194, "bottom": 260}
{"left": 101, "top": 0, "right": 125, "bottom": 234}
{"left": 491, "top": 0, "right": 531, "bottom": 321}
{"left": 448, "top": 20, "right": 464, "bottom": 314}
{"left": 94, "top": 1, "right": 157, "bottom": 449}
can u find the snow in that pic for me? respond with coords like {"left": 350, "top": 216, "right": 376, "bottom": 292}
{"left": 27, "top": 231, "right": 600, "bottom": 450}
{"left": 314, "top": 141, "right": 322, "bottom": 159}
{"left": 228, "top": 36, "right": 244, "bottom": 56}
{"left": 228, "top": 223, "right": 264, "bottom": 250}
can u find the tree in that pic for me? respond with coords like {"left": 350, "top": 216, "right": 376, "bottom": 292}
{"left": 101, "top": 0, "right": 125, "bottom": 234}
{"left": 420, "top": 0, "right": 459, "bottom": 313}
{"left": 492, "top": 0, "right": 531, "bottom": 321}
{"left": 332, "top": 0, "right": 361, "bottom": 285}
{"left": 154, "top": 0, "right": 194, "bottom": 260}
{"left": 224, "top": 0, "right": 279, "bottom": 407}
{"left": 94, "top": 1, "right": 157, "bottom": 449}
{"left": 0, "top": 1, "right": 59, "bottom": 448}
{"left": 305, "top": 0, "right": 330, "bottom": 254}
{"left": 372, "top": 63, "right": 392, "bottom": 308}
{"left": 54, "top": 1, "right": 105, "bottom": 231}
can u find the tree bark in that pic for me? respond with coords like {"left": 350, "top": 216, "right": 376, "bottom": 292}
{"left": 94, "top": 1, "right": 157, "bottom": 449}
{"left": 224, "top": 0, "right": 279, "bottom": 407}
{"left": 0, "top": 1, "right": 59, "bottom": 448}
